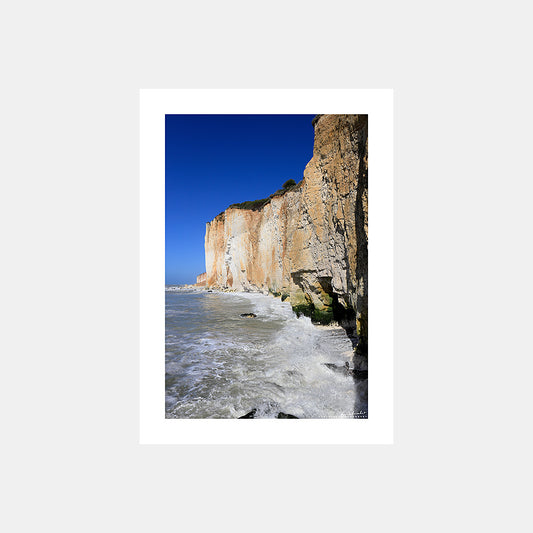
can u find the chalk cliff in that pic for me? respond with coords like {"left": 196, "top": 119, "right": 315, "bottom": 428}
{"left": 205, "top": 114, "right": 368, "bottom": 352}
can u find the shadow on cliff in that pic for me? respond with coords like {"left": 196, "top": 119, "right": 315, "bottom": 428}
{"left": 352, "top": 374, "right": 368, "bottom": 419}
{"left": 323, "top": 289, "right": 368, "bottom": 418}
{"left": 350, "top": 341, "right": 368, "bottom": 419}
{"left": 329, "top": 304, "right": 367, "bottom": 418}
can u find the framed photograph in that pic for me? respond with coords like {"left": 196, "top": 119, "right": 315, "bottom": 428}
{"left": 140, "top": 89, "right": 393, "bottom": 444}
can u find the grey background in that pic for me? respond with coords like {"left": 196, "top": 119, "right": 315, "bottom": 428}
{"left": 1, "top": 1, "right": 531, "bottom": 531}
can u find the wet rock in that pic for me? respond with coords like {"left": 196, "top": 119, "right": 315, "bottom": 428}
{"left": 324, "top": 362, "right": 352, "bottom": 376}
{"left": 240, "top": 313, "right": 257, "bottom": 318}
{"left": 238, "top": 408, "right": 298, "bottom": 419}
{"left": 324, "top": 362, "right": 341, "bottom": 372}
{"left": 354, "top": 379, "right": 368, "bottom": 418}
{"left": 238, "top": 409, "right": 257, "bottom": 418}
{"left": 352, "top": 369, "right": 368, "bottom": 381}
{"left": 324, "top": 362, "right": 368, "bottom": 380}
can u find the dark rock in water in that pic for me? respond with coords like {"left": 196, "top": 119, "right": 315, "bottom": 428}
{"left": 352, "top": 369, "right": 368, "bottom": 381}
{"left": 207, "top": 290, "right": 213, "bottom": 292}
{"left": 238, "top": 409, "right": 298, "bottom": 419}
{"left": 324, "top": 363, "right": 341, "bottom": 372}
{"left": 352, "top": 352, "right": 368, "bottom": 372}
{"left": 354, "top": 379, "right": 368, "bottom": 418}
{"left": 238, "top": 409, "right": 257, "bottom": 419}
{"left": 324, "top": 362, "right": 351, "bottom": 376}
{"left": 276, "top": 412, "right": 299, "bottom": 419}
{"left": 324, "top": 362, "right": 368, "bottom": 380}
{"left": 240, "top": 313, "right": 257, "bottom": 318}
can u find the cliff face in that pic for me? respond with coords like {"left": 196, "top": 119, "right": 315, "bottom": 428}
{"left": 205, "top": 114, "right": 368, "bottom": 350}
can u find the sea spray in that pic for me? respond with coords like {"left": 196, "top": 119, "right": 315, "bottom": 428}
{"left": 165, "top": 288, "right": 355, "bottom": 418}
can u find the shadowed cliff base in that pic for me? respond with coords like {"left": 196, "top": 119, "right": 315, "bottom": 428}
{"left": 354, "top": 378, "right": 368, "bottom": 418}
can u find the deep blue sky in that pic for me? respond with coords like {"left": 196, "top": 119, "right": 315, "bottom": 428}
{"left": 165, "top": 114, "right": 315, "bottom": 284}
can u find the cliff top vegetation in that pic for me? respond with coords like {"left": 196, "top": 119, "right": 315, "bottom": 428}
{"left": 282, "top": 179, "right": 296, "bottom": 189}
{"left": 215, "top": 179, "right": 302, "bottom": 216}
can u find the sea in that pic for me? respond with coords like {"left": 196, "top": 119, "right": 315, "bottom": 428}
{"left": 165, "top": 287, "right": 357, "bottom": 418}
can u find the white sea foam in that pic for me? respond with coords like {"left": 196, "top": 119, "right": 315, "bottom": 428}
{"left": 165, "top": 285, "right": 205, "bottom": 292}
{"left": 165, "top": 290, "right": 356, "bottom": 418}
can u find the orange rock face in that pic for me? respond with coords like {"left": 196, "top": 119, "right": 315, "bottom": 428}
{"left": 205, "top": 115, "right": 368, "bottom": 344}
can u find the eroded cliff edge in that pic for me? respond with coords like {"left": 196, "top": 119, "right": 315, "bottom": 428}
{"left": 205, "top": 114, "right": 368, "bottom": 353}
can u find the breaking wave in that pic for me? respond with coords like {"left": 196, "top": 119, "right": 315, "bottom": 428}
{"left": 165, "top": 289, "right": 355, "bottom": 418}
